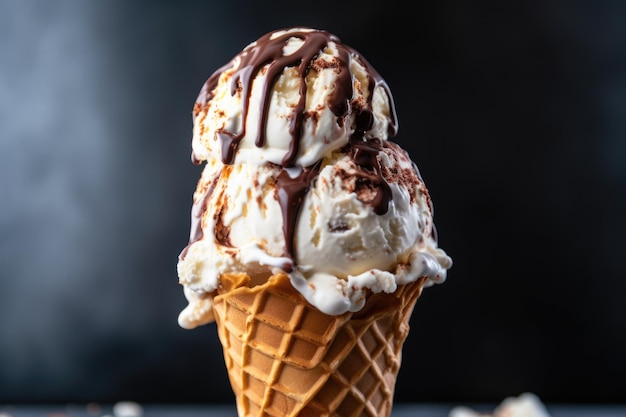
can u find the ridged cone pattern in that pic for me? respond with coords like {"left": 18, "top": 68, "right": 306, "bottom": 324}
{"left": 211, "top": 273, "right": 426, "bottom": 417}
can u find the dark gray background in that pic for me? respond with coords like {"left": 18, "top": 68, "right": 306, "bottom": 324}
{"left": 1, "top": 0, "right": 625, "bottom": 406}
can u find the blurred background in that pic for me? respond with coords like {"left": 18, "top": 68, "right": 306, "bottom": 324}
{"left": 1, "top": 0, "right": 625, "bottom": 407}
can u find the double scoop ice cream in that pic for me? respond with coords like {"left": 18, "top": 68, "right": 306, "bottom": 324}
{"left": 176, "top": 27, "right": 452, "bottom": 417}
{"left": 178, "top": 27, "right": 451, "bottom": 327}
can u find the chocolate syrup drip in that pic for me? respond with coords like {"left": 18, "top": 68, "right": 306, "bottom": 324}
{"left": 179, "top": 171, "right": 221, "bottom": 260}
{"left": 189, "top": 28, "right": 399, "bottom": 265}
{"left": 276, "top": 161, "right": 322, "bottom": 261}
{"left": 347, "top": 136, "right": 393, "bottom": 215}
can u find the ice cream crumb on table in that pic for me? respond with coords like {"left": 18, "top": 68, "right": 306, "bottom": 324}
{"left": 449, "top": 393, "right": 552, "bottom": 417}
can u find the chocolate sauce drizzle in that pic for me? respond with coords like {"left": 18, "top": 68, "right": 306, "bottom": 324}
{"left": 179, "top": 171, "right": 221, "bottom": 260}
{"left": 189, "top": 27, "right": 399, "bottom": 263}
{"left": 276, "top": 161, "right": 322, "bottom": 261}
{"left": 346, "top": 136, "right": 393, "bottom": 215}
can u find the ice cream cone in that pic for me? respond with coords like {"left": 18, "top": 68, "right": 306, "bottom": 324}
{"left": 211, "top": 272, "right": 427, "bottom": 417}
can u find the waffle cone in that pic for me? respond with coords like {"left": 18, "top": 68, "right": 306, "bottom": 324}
{"left": 211, "top": 272, "right": 427, "bottom": 417}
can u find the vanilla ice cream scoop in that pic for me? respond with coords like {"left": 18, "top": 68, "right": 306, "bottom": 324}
{"left": 190, "top": 27, "right": 396, "bottom": 168}
{"left": 177, "top": 27, "right": 452, "bottom": 329}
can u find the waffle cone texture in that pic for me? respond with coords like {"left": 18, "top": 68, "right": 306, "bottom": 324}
{"left": 211, "top": 272, "right": 427, "bottom": 417}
